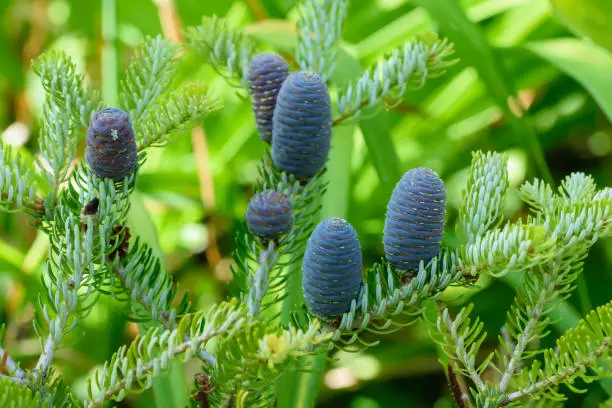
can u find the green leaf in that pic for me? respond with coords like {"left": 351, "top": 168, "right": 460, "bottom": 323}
{"left": 551, "top": 0, "right": 612, "bottom": 53}
{"left": 128, "top": 192, "right": 188, "bottom": 408}
{"left": 525, "top": 38, "right": 612, "bottom": 123}
{"left": 411, "top": 0, "right": 553, "bottom": 185}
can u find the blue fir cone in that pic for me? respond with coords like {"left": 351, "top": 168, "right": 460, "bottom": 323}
{"left": 383, "top": 168, "right": 446, "bottom": 273}
{"left": 247, "top": 52, "right": 290, "bottom": 144}
{"left": 85, "top": 107, "right": 138, "bottom": 181}
{"left": 302, "top": 218, "right": 363, "bottom": 320}
{"left": 245, "top": 190, "right": 292, "bottom": 242}
{"left": 272, "top": 71, "right": 331, "bottom": 179}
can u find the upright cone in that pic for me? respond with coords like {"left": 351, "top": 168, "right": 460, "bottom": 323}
{"left": 86, "top": 107, "right": 138, "bottom": 181}
{"left": 247, "top": 52, "right": 290, "bottom": 144}
{"left": 272, "top": 71, "right": 331, "bottom": 179}
{"left": 383, "top": 168, "right": 446, "bottom": 273}
{"left": 302, "top": 217, "right": 362, "bottom": 319}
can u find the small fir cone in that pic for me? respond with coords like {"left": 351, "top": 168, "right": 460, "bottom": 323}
{"left": 272, "top": 71, "right": 331, "bottom": 179}
{"left": 86, "top": 107, "right": 138, "bottom": 181}
{"left": 383, "top": 167, "right": 446, "bottom": 273}
{"left": 247, "top": 52, "right": 290, "bottom": 144}
{"left": 302, "top": 217, "right": 362, "bottom": 320}
{"left": 245, "top": 190, "right": 292, "bottom": 242}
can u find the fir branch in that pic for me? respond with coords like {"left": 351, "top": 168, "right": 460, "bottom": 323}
{"left": 185, "top": 16, "right": 256, "bottom": 88}
{"left": 461, "top": 222, "right": 556, "bottom": 278}
{"left": 109, "top": 237, "right": 189, "bottom": 327}
{"left": 119, "top": 35, "right": 180, "bottom": 126}
{"left": 458, "top": 151, "right": 508, "bottom": 243}
{"left": 207, "top": 319, "right": 332, "bottom": 407}
{"left": 38, "top": 96, "right": 75, "bottom": 199}
{"left": 435, "top": 304, "right": 489, "bottom": 392}
{"left": 34, "top": 169, "right": 135, "bottom": 381}
{"left": 332, "top": 250, "right": 463, "bottom": 346}
{"left": 85, "top": 300, "right": 247, "bottom": 408}
{"left": 296, "top": 0, "right": 348, "bottom": 80}
{"left": 32, "top": 51, "right": 102, "bottom": 130}
{"left": 136, "top": 83, "right": 221, "bottom": 150}
{"left": 0, "top": 144, "right": 39, "bottom": 213}
{"left": 334, "top": 33, "right": 457, "bottom": 125}
{"left": 520, "top": 178, "right": 559, "bottom": 215}
{"left": 34, "top": 211, "right": 97, "bottom": 381}
{"left": 558, "top": 172, "right": 597, "bottom": 205}
{"left": 0, "top": 346, "right": 25, "bottom": 381}
{"left": 232, "top": 152, "right": 327, "bottom": 317}
{"left": 498, "top": 262, "right": 576, "bottom": 393}
{"left": 501, "top": 300, "right": 612, "bottom": 405}
{"left": 246, "top": 242, "right": 280, "bottom": 316}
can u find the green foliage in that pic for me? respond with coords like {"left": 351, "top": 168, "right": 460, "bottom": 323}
{"left": 0, "top": 31, "right": 218, "bottom": 404}
{"left": 335, "top": 33, "right": 457, "bottom": 125}
{"left": 207, "top": 320, "right": 332, "bottom": 407}
{"left": 185, "top": 16, "right": 256, "bottom": 88}
{"left": 458, "top": 151, "right": 509, "bottom": 243}
{"left": 0, "top": 144, "right": 39, "bottom": 212}
{"left": 32, "top": 51, "right": 102, "bottom": 131}
{"left": 0, "top": 377, "right": 38, "bottom": 408}
{"left": 432, "top": 151, "right": 612, "bottom": 406}
{"left": 296, "top": 0, "right": 349, "bottom": 80}
{"left": 509, "top": 300, "right": 612, "bottom": 404}
{"left": 85, "top": 300, "right": 247, "bottom": 408}
{"left": 136, "top": 83, "right": 221, "bottom": 150}
{"left": 1, "top": 0, "right": 612, "bottom": 407}
{"left": 120, "top": 36, "right": 180, "bottom": 125}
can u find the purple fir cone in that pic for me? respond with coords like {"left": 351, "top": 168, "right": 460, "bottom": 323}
{"left": 302, "top": 218, "right": 362, "bottom": 319}
{"left": 245, "top": 190, "right": 292, "bottom": 242}
{"left": 247, "top": 52, "right": 290, "bottom": 144}
{"left": 272, "top": 71, "right": 331, "bottom": 179}
{"left": 383, "top": 168, "right": 446, "bottom": 273}
{"left": 86, "top": 107, "right": 138, "bottom": 181}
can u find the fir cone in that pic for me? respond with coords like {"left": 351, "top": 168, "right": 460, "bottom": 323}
{"left": 86, "top": 107, "right": 137, "bottom": 181}
{"left": 245, "top": 190, "right": 292, "bottom": 242}
{"left": 302, "top": 217, "right": 362, "bottom": 319}
{"left": 383, "top": 168, "right": 446, "bottom": 273}
{"left": 272, "top": 71, "right": 331, "bottom": 179}
{"left": 247, "top": 52, "right": 290, "bottom": 144}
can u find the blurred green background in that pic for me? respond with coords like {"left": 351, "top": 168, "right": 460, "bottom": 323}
{"left": 1, "top": 0, "right": 612, "bottom": 407}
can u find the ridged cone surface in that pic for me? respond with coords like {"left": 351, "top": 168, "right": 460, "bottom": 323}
{"left": 272, "top": 71, "right": 331, "bottom": 178}
{"left": 302, "top": 217, "right": 362, "bottom": 319}
{"left": 245, "top": 190, "right": 292, "bottom": 241}
{"left": 383, "top": 167, "right": 446, "bottom": 272}
{"left": 247, "top": 52, "right": 290, "bottom": 144}
{"left": 86, "top": 107, "right": 137, "bottom": 181}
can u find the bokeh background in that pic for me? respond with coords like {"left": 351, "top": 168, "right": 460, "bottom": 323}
{"left": 1, "top": 0, "right": 611, "bottom": 407}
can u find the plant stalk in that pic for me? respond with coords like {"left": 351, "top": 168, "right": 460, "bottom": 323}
{"left": 101, "top": 0, "right": 118, "bottom": 106}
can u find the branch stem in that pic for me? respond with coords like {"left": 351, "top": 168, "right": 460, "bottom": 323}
{"left": 101, "top": 0, "right": 118, "bottom": 106}
{"left": 34, "top": 321, "right": 61, "bottom": 381}
{"left": 87, "top": 312, "right": 244, "bottom": 408}
{"left": 247, "top": 242, "right": 279, "bottom": 316}
{"left": 0, "top": 346, "right": 25, "bottom": 379}
{"left": 115, "top": 265, "right": 216, "bottom": 364}
{"left": 500, "top": 338, "right": 611, "bottom": 405}
{"left": 499, "top": 266, "right": 558, "bottom": 393}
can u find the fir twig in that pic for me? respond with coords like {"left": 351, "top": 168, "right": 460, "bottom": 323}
{"left": 334, "top": 33, "right": 457, "bottom": 125}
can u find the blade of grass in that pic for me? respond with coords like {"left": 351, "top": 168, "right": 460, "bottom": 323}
{"left": 551, "top": 0, "right": 612, "bottom": 54}
{"left": 525, "top": 38, "right": 612, "bottom": 122}
{"left": 127, "top": 191, "right": 189, "bottom": 408}
{"left": 411, "top": 0, "right": 553, "bottom": 186}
